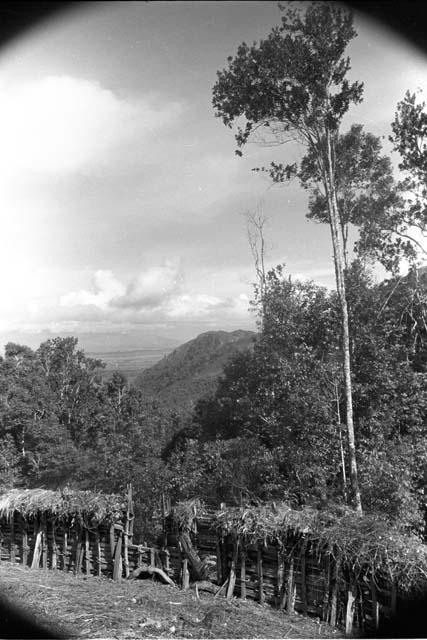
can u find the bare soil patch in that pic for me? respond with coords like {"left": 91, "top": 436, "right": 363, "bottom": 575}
{"left": 0, "top": 562, "right": 342, "bottom": 638}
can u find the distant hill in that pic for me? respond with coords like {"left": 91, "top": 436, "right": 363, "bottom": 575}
{"left": 135, "top": 329, "right": 257, "bottom": 414}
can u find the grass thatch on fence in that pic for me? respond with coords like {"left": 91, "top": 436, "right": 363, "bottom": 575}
{"left": 212, "top": 502, "right": 427, "bottom": 593}
{"left": 168, "top": 498, "right": 204, "bottom": 534}
{"left": 0, "top": 488, "right": 126, "bottom": 526}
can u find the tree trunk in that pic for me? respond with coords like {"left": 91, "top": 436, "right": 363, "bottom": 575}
{"left": 178, "top": 531, "right": 210, "bottom": 581}
{"left": 324, "top": 132, "right": 362, "bottom": 515}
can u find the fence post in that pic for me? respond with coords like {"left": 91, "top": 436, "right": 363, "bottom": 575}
{"left": 286, "top": 554, "right": 296, "bottom": 614}
{"left": 257, "top": 546, "right": 265, "bottom": 605}
{"left": 371, "top": 574, "right": 379, "bottom": 631}
{"left": 345, "top": 576, "right": 357, "bottom": 637}
{"left": 300, "top": 539, "right": 308, "bottom": 616}
{"left": 240, "top": 547, "right": 247, "bottom": 600}
{"left": 226, "top": 537, "right": 239, "bottom": 600}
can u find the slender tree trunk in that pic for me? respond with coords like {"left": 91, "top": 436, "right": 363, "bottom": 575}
{"left": 324, "top": 132, "right": 362, "bottom": 515}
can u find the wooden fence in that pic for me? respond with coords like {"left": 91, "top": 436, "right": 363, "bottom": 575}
{"left": 163, "top": 507, "right": 403, "bottom": 636}
{"left": 0, "top": 487, "right": 160, "bottom": 582}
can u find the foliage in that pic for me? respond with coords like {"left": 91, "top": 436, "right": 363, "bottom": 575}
{"left": 213, "top": 502, "right": 427, "bottom": 592}
{"left": 166, "top": 263, "right": 427, "bottom": 531}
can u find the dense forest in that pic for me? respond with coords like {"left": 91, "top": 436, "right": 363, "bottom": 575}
{"left": 1, "top": 261, "right": 427, "bottom": 540}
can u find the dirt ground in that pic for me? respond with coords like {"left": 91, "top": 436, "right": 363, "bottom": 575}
{"left": 0, "top": 562, "right": 343, "bottom": 638}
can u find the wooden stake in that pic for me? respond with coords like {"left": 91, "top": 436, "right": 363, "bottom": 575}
{"left": 22, "top": 523, "right": 28, "bottom": 567}
{"left": 257, "top": 547, "right": 265, "bottom": 605}
{"left": 124, "top": 485, "right": 131, "bottom": 578}
{"left": 182, "top": 558, "right": 190, "bottom": 590}
{"left": 226, "top": 538, "right": 239, "bottom": 600}
{"left": 277, "top": 549, "right": 285, "bottom": 609}
{"left": 322, "top": 554, "right": 331, "bottom": 622}
{"left": 109, "top": 523, "right": 115, "bottom": 575}
{"left": 51, "top": 522, "right": 57, "bottom": 570}
{"left": 240, "top": 548, "right": 247, "bottom": 600}
{"left": 41, "top": 516, "right": 47, "bottom": 569}
{"left": 63, "top": 530, "right": 68, "bottom": 570}
{"left": 300, "top": 540, "right": 308, "bottom": 616}
{"left": 345, "top": 578, "right": 356, "bottom": 637}
{"left": 330, "top": 555, "right": 340, "bottom": 627}
{"left": 286, "top": 555, "right": 296, "bottom": 614}
{"left": 10, "top": 514, "right": 15, "bottom": 563}
{"left": 216, "top": 539, "right": 222, "bottom": 585}
{"left": 74, "top": 528, "right": 83, "bottom": 575}
{"left": 371, "top": 574, "right": 379, "bottom": 630}
{"left": 95, "top": 531, "right": 101, "bottom": 577}
{"left": 84, "top": 529, "right": 90, "bottom": 575}
{"left": 31, "top": 519, "right": 42, "bottom": 569}
{"left": 113, "top": 530, "right": 122, "bottom": 582}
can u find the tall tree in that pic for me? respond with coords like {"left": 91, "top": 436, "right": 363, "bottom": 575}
{"left": 213, "top": 2, "right": 363, "bottom": 511}
{"left": 389, "top": 90, "right": 427, "bottom": 263}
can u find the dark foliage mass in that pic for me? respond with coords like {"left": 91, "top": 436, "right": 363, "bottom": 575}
{"left": 165, "top": 263, "right": 427, "bottom": 534}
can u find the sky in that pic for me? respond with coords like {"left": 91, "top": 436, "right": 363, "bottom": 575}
{"left": 0, "top": 1, "right": 427, "bottom": 351}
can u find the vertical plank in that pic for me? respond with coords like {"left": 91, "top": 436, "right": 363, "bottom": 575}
{"left": 277, "top": 548, "right": 285, "bottom": 609}
{"left": 330, "top": 555, "right": 340, "bottom": 627}
{"left": 124, "top": 486, "right": 131, "bottom": 579}
{"left": 41, "top": 516, "right": 48, "bottom": 569}
{"left": 345, "top": 578, "right": 356, "bottom": 637}
{"left": 51, "top": 521, "right": 57, "bottom": 570}
{"left": 322, "top": 554, "right": 331, "bottom": 622}
{"left": 257, "top": 547, "right": 265, "bottom": 605}
{"left": 286, "top": 555, "right": 296, "bottom": 614}
{"left": 371, "top": 574, "right": 379, "bottom": 631}
{"left": 300, "top": 540, "right": 308, "bottom": 616}
{"left": 127, "top": 484, "right": 134, "bottom": 545}
{"left": 74, "top": 528, "right": 83, "bottom": 575}
{"left": 10, "top": 513, "right": 15, "bottom": 563}
{"left": 109, "top": 524, "right": 115, "bottom": 576}
{"left": 182, "top": 558, "right": 190, "bottom": 590}
{"left": 22, "top": 522, "right": 28, "bottom": 567}
{"left": 240, "top": 548, "right": 247, "bottom": 600}
{"left": 85, "top": 529, "right": 91, "bottom": 575}
{"left": 95, "top": 531, "right": 101, "bottom": 577}
{"left": 113, "top": 530, "right": 122, "bottom": 582}
{"left": 226, "top": 538, "right": 239, "bottom": 600}
{"left": 62, "top": 530, "right": 68, "bottom": 570}
{"left": 216, "top": 538, "right": 223, "bottom": 585}
{"left": 31, "top": 518, "right": 42, "bottom": 569}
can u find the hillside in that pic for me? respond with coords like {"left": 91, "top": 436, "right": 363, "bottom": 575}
{"left": 135, "top": 329, "right": 256, "bottom": 413}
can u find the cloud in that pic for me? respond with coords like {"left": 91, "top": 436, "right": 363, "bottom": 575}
{"left": 0, "top": 75, "right": 183, "bottom": 177}
{"left": 60, "top": 270, "right": 125, "bottom": 310}
{"left": 61, "top": 264, "right": 183, "bottom": 313}
{"left": 165, "top": 293, "right": 232, "bottom": 318}
{"left": 113, "top": 263, "right": 183, "bottom": 310}
{"left": 56, "top": 265, "right": 251, "bottom": 327}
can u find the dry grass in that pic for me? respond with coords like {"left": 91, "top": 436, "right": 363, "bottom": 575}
{"left": 0, "top": 562, "right": 342, "bottom": 638}
{"left": 0, "top": 488, "right": 125, "bottom": 525}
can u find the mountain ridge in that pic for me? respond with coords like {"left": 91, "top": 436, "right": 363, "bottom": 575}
{"left": 135, "top": 329, "right": 257, "bottom": 414}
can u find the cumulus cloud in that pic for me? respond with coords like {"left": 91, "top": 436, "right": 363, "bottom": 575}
{"left": 0, "top": 75, "right": 183, "bottom": 177}
{"left": 60, "top": 270, "right": 125, "bottom": 310}
{"left": 113, "top": 263, "right": 183, "bottom": 310}
{"left": 56, "top": 266, "right": 250, "bottom": 327}
{"left": 61, "top": 264, "right": 183, "bottom": 313}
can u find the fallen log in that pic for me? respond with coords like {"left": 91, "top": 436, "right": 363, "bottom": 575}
{"left": 190, "top": 580, "right": 220, "bottom": 594}
{"left": 131, "top": 563, "right": 175, "bottom": 587}
{"left": 178, "top": 531, "right": 210, "bottom": 581}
